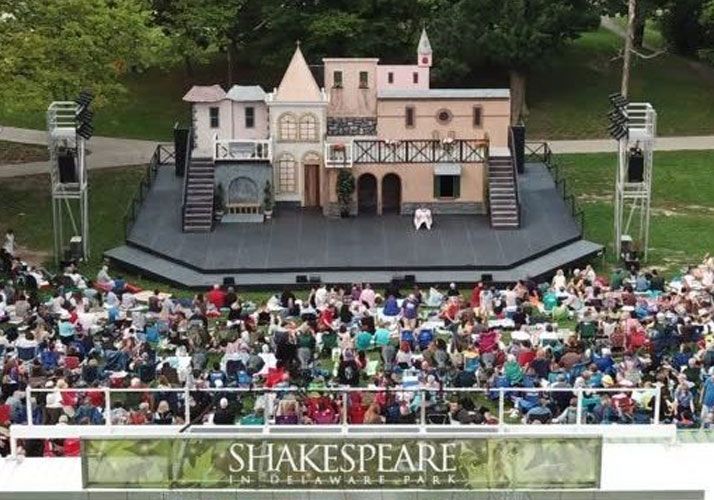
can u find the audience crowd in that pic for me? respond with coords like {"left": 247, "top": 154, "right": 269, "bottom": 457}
{"left": 2, "top": 235, "right": 714, "bottom": 457}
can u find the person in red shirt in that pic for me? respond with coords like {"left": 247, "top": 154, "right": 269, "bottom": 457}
{"left": 205, "top": 284, "right": 226, "bottom": 310}
{"left": 470, "top": 282, "right": 483, "bottom": 309}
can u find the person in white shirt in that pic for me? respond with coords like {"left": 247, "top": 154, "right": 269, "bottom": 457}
{"left": 2, "top": 229, "right": 15, "bottom": 257}
{"left": 314, "top": 285, "right": 328, "bottom": 310}
{"left": 552, "top": 269, "right": 566, "bottom": 290}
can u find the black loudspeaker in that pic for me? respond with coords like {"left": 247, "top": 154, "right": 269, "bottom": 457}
{"left": 58, "top": 151, "right": 78, "bottom": 183}
{"left": 404, "top": 274, "right": 416, "bottom": 284}
{"left": 69, "top": 236, "right": 83, "bottom": 260}
{"left": 628, "top": 149, "right": 644, "bottom": 182}
{"left": 173, "top": 125, "right": 190, "bottom": 177}
{"left": 481, "top": 273, "right": 493, "bottom": 283}
{"left": 296, "top": 275, "right": 308, "bottom": 284}
{"left": 223, "top": 277, "right": 235, "bottom": 287}
{"left": 309, "top": 275, "right": 322, "bottom": 284}
{"left": 510, "top": 125, "right": 526, "bottom": 174}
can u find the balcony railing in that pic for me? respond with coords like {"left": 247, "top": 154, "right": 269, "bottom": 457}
{"left": 214, "top": 138, "right": 272, "bottom": 162}
{"left": 324, "top": 142, "right": 353, "bottom": 168}
{"left": 353, "top": 138, "right": 488, "bottom": 164}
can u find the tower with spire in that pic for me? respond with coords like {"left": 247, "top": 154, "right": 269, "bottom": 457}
{"left": 418, "top": 28, "right": 432, "bottom": 68}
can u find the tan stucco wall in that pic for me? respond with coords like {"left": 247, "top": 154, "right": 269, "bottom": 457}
{"left": 324, "top": 59, "right": 378, "bottom": 118}
{"left": 324, "top": 163, "right": 485, "bottom": 213}
{"left": 376, "top": 98, "right": 511, "bottom": 147}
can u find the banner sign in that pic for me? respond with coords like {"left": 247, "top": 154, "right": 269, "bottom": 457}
{"left": 82, "top": 436, "right": 601, "bottom": 490}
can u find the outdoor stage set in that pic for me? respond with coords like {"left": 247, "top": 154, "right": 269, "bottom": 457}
{"left": 106, "top": 152, "right": 601, "bottom": 288}
{"left": 106, "top": 34, "right": 601, "bottom": 287}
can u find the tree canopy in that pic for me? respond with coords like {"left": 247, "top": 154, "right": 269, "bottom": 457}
{"left": 0, "top": 0, "right": 168, "bottom": 112}
{"left": 431, "top": 0, "right": 599, "bottom": 123}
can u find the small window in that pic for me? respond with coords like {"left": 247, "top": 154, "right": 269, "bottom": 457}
{"left": 388, "top": 72, "right": 394, "bottom": 84}
{"left": 209, "top": 107, "right": 219, "bottom": 128}
{"left": 333, "top": 70, "right": 343, "bottom": 88}
{"left": 245, "top": 106, "right": 255, "bottom": 129}
{"left": 473, "top": 106, "right": 483, "bottom": 128}
{"left": 434, "top": 175, "right": 460, "bottom": 199}
{"left": 405, "top": 106, "right": 415, "bottom": 128}
{"left": 436, "top": 108, "right": 452, "bottom": 125}
{"left": 413, "top": 72, "right": 419, "bottom": 84}
{"left": 359, "top": 71, "right": 369, "bottom": 88}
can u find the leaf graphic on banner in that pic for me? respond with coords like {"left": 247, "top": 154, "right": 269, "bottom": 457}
{"left": 179, "top": 448, "right": 223, "bottom": 487}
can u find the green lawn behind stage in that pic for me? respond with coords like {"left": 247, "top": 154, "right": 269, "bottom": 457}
{"left": 557, "top": 150, "right": 714, "bottom": 273}
{"left": 0, "top": 150, "right": 712, "bottom": 292}
{"left": 524, "top": 27, "right": 714, "bottom": 139}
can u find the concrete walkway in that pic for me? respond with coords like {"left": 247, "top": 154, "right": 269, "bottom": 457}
{"left": 0, "top": 126, "right": 158, "bottom": 178}
{"left": 548, "top": 135, "right": 714, "bottom": 154}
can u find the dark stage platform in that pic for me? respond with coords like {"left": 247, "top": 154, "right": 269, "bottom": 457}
{"left": 106, "top": 163, "right": 602, "bottom": 287}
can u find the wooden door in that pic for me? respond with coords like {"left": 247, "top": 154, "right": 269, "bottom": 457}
{"left": 304, "top": 163, "right": 320, "bottom": 207}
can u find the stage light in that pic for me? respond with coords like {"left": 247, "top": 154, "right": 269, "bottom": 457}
{"left": 607, "top": 123, "right": 627, "bottom": 140}
{"left": 75, "top": 89, "right": 94, "bottom": 107}
{"left": 76, "top": 107, "right": 94, "bottom": 123}
{"left": 77, "top": 122, "right": 94, "bottom": 140}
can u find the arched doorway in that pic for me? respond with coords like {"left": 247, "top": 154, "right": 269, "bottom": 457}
{"left": 381, "top": 173, "right": 401, "bottom": 214}
{"left": 357, "top": 173, "right": 377, "bottom": 215}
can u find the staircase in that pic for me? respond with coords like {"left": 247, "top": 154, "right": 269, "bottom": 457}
{"left": 182, "top": 158, "right": 215, "bottom": 232}
{"left": 488, "top": 153, "right": 520, "bottom": 229}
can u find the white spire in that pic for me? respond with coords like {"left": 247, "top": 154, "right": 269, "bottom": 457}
{"left": 418, "top": 28, "right": 432, "bottom": 55}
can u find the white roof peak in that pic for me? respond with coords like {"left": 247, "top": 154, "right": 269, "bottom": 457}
{"left": 418, "top": 28, "right": 432, "bottom": 55}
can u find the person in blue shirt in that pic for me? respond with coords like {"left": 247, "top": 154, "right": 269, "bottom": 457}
{"left": 383, "top": 295, "right": 400, "bottom": 317}
{"left": 700, "top": 371, "right": 714, "bottom": 426}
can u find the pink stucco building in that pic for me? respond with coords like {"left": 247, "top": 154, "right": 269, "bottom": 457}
{"left": 182, "top": 29, "right": 519, "bottom": 228}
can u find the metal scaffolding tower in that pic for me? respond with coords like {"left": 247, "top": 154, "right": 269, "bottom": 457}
{"left": 47, "top": 101, "right": 89, "bottom": 265}
{"left": 614, "top": 102, "right": 657, "bottom": 262}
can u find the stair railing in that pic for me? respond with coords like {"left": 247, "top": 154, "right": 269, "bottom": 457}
{"left": 180, "top": 128, "right": 193, "bottom": 230}
{"left": 508, "top": 127, "right": 521, "bottom": 227}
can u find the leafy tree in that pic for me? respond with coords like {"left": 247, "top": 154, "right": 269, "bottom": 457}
{"left": 596, "top": 0, "right": 666, "bottom": 49}
{"left": 699, "top": 0, "right": 714, "bottom": 63}
{"left": 659, "top": 0, "right": 705, "bottom": 56}
{"left": 432, "top": 0, "right": 598, "bottom": 124}
{"left": 0, "top": 0, "right": 168, "bottom": 112}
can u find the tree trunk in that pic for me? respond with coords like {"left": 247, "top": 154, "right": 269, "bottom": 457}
{"left": 509, "top": 69, "right": 528, "bottom": 126}
{"left": 183, "top": 55, "right": 194, "bottom": 78}
{"left": 226, "top": 46, "right": 234, "bottom": 87}
{"left": 621, "top": 0, "right": 636, "bottom": 98}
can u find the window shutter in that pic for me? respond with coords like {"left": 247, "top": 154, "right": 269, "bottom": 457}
{"left": 433, "top": 175, "right": 441, "bottom": 198}
{"left": 453, "top": 176, "right": 461, "bottom": 198}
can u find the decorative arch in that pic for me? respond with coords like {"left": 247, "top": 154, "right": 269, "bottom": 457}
{"left": 278, "top": 112, "right": 297, "bottom": 141}
{"left": 357, "top": 173, "right": 378, "bottom": 215}
{"left": 302, "top": 150, "right": 321, "bottom": 166}
{"left": 381, "top": 173, "right": 402, "bottom": 214}
{"left": 227, "top": 176, "right": 259, "bottom": 205}
{"left": 298, "top": 113, "right": 318, "bottom": 141}
{"left": 277, "top": 153, "right": 297, "bottom": 193}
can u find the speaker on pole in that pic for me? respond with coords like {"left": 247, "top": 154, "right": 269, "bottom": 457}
{"left": 174, "top": 124, "right": 190, "bottom": 177}
{"left": 628, "top": 145, "right": 644, "bottom": 182}
{"left": 58, "top": 150, "right": 78, "bottom": 183}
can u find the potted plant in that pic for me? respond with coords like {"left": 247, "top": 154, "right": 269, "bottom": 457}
{"left": 336, "top": 169, "right": 355, "bottom": 218}
{"left": 213, "top": 183, "right": 225, "bottom": 221}
{"left": 263, "top": 180, "right": 274, "bottom": 220}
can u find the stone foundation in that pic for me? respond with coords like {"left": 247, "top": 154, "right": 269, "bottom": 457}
{"left": 327, "top": 117, "right": 377, "bottom": 136}
{"left": 400, "top": 202, "right": 486, "bottom": 215}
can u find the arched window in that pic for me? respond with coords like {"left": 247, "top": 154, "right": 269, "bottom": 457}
{"left": 278, "top": 153, "right": 297, "bottom": 193}
{"left": 303, "top": 151, "right": 321, "bottom": 166}
{"left": 299, "top": 113, "right": 318, "bottom": 141}
{"left": 278, "top": 113, "right": 297, "bottom": 141}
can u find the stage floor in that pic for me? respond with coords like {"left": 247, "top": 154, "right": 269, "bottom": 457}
{"left": 108, "top": 162, "right": 600, "bottom": 285}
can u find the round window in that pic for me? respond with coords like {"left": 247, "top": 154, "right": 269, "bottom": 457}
{"left": 436, "top": 109, "right": 452, "bottom": 124}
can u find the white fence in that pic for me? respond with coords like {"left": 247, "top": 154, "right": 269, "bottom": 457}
{"left": 8, "top": 385, "right": 663, "bottom": 456}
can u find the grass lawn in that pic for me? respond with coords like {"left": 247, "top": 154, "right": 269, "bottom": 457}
{"left": 0, "top": 140, "right": 49, "bottom": 164}
{"left": 557, "top": 150, "right": 714, "bottom": 273}
{"left": 526, "top": 27, "right": 714, "bottom": 139}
